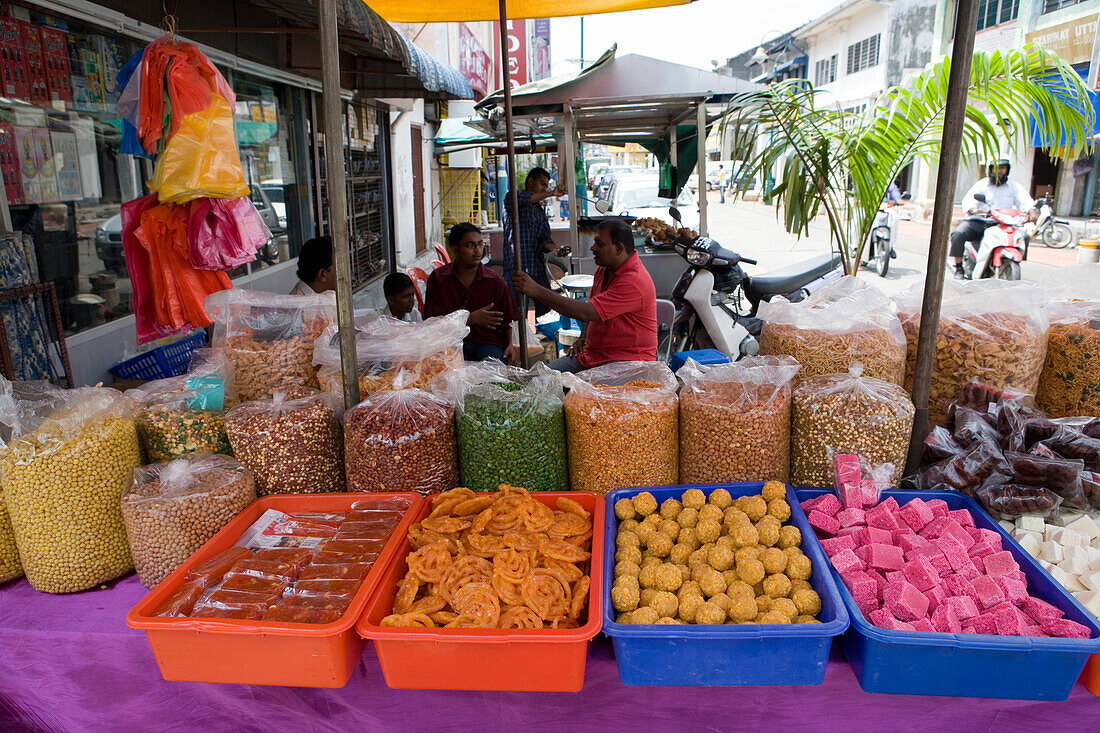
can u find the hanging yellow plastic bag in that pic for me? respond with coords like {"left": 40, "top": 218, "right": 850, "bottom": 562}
{"left": 151, "top": 94, "right": 250, "bottom": 203}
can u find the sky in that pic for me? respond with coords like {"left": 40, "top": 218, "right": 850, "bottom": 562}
{"left": 549, "top": 0, "right": 843, "bottom": 74}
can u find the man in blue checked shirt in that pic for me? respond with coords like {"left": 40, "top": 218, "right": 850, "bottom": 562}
{"left": 503, "top": 167, "right": 566, "bottom": 317}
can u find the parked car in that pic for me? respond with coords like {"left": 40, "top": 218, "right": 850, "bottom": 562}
{"left": 596, "top": 165, "right": 643, "bottom": 199}
{"left": 260, "top": 179, "right": 287, "bottom": 229}
{"left": 605, "top": 173, "right": 700, "bottom": 232}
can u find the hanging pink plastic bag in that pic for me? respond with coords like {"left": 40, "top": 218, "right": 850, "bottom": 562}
{"left": 151, "top": 94, "right": 250, "bottom": 203}
{"left": 188, "top": 197, "right": 272, "bottom": 270}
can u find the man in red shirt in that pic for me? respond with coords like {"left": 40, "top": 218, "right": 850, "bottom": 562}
{"left": 513, "top": 219, "right": 657, "bottom": 372}
{"left": 425, "top": 223, "right": 520, "bottom": 363}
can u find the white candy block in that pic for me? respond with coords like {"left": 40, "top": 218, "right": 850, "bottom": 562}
{"left": 1041, "top": 541, "right": 1065, "bottom": 564}
{"left": 1065, "top": 515, "right": 1100, "bottom": 540}
{"left": 1062, "top": 555, "right": 1091, "bottom": 576}
{"left": 1076, "top": 591, "right": 1100, "bottom": 620}
{"left": 1093, "top": 536, "right": 1100, "bottom": 550}
{"left": 1017, "top": 515, "right": 1047, "bottom": 533}
{"left": 1012, "top": 529, "right": 1042, "bottom": 546}
{"left": 1082, "top": 570, "right": 1100, "bottom": 592}
{"left": 1045, "top": 525, "right": 1060, "bottom": 543}
{"left": 1052, "top": 528, "right": 1087, "bottom": 548}
{"left": 1050, "top": 565, "right": 1070, "bottom": 585}
{"left": 1039, "top": 559, "right": 1055, "bottom": 571}
{"left": 1018, "top": 533, "right": 1042, "bottom": 558}
{"left": 1065, "top": 544, "right": 1091, "bottom": 565}
{"left": 1088, "top": 547, "right": 1100, "bottom": 571}
{"left": 999, "top": 519, "right": 1017, "bottom": 533}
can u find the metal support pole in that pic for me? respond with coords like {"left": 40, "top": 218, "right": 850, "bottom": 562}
{"left": 696, "top": 101, "right": 708, "bottom": 237}
{"left": 904, "top": 0, "right": 979, "bottom": 475}
{"left": 564, "top": 106, "right": 580, "bottom": 275}
{"left": 498, "top": 0, "right": 529, "bottom": 367}
{"left": 318, "top": 0, "right": 360, "bottom": 410}
{"left": 670, "top": 121, "right": 678, "bottom": 172}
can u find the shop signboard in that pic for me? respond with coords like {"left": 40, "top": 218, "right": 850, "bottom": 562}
{"left": 531, "top": 18, "right": 550, "bottom": 81}
{"left": 458, "top": 23, "right": 490, "bottom": 95}
{"left": 493, "top": 20, "right": 528, "bottom": 89}
{"left": 1026, "top": 15, "right": 1098, "bottom": 66}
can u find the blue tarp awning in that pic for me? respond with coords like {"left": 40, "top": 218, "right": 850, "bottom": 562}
{"left": 400, "top": 37, "right": 474, "bottom": 100}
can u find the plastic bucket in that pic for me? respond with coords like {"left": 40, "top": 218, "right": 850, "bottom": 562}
{"left": 1076, "top": 239, "right": 1099, "bottom": 263}
{"left": 127, "top": 492, "right": 424, "bottom": 687}
{"left": 602, "top": 483, "right": 849, "bottom": 686}
{"left": 357, "top": 491, "right": 604, "bottom": 691}
{"left": 798, "top": 487, "right": 1100, "bottom": 700}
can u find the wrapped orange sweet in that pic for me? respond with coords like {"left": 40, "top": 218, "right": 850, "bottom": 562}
{"left": 380, "top": 485, "right": 593, "bottom": 628}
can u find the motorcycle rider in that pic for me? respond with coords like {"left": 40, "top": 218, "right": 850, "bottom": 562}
{"left": 949, "top": 158, "right": 1036, "bottom": 279}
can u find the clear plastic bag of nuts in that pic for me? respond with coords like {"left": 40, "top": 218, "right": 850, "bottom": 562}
{"left": 205, "top": 288, "right": 336, "bottom": 402}
{"left": 679, "top": 355, "right": 801, "bottom": 484}
{"left": 312, "top": 311, "right": 468, "bottom": 398}
{"left": 343, "top": 383, "right": 458, "bottom": 495}
{"left": 790, "top": 364, "right": 915, "bottom": 487}
{"left": 895, "top": 279, "right": 1049, "bottom": 425}
{"left": 0, "top": 379, "right": 141, "bottom": 593}
{"left": 1035, "top": 264, "right": 1100, "bottom": 418}
{"left": 121, "top": 452, "right": 257, "bottom": 588}
{"left": 0, "top": 448, "right": 23, "bottom": 584}
{"left": 225, "top": 389, "right": 345, "bottom": 496}
{"left": 562, "top": 361, "right": 678, "bottom": 495}
{"left": 437, "top": 360, "right": 568, "bottom": 492}
{"left": 758, "top": 275, "right": 906, "bottom": 385}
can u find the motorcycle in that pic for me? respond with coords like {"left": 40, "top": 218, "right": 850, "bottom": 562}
{"left": 666, "top": 206, "right": 843, "bottom": 358}
{"left": 958, "top": 193, "right": 1026, "bottom": 281}
{"left": 1026, "top": 195, "right": 1073, "bottom": 248}
{"left": 862, "top": 198, "right": 905, "bottom": 277}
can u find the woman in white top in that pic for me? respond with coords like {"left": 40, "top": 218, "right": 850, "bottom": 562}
{"left": 290, "top": 236, "right": 336, "bottom": 295}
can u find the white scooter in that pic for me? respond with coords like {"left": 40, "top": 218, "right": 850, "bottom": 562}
{"left": 1026, "top": 195, "right": 1073, "bottom": 248}
{"left": 960, "top": 193, "right": 1027, "bottom": 281}
{"left": 667, "top": 207, "right": 843, "bottom": 358}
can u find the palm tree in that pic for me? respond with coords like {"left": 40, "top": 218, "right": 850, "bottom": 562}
{"left": 724, "top": 45, "right": 1094, "bottom": 275}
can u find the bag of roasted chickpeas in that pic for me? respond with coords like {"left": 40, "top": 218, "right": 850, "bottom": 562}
{"left": 562, "top": 361, "right": 678, "bottom": 495}
{"left": 0, "top": 378, "right": 141, "bottom": 593}
{"left": 679, "top": 355, "right": 801, "bottom": 484}
{"left": 122, "top": 452, "right": 256, "bottom": 588}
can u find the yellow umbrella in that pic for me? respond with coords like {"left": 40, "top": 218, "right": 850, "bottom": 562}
{"left": 368, "top": 0, "right": 693, "bottom": 22}
{"left": 368, "top": 0, "right": 695, "bottom": 365}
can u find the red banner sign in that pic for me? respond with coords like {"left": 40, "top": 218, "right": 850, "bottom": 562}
{"left": 458, "top": 24, "right": 490, "bottom": 95}
{"left": 493, "top": 20, "right": 528, "bottom": 89}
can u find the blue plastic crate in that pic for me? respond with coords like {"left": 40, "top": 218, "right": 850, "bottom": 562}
{"left": 797, "top": 487, "right": 1100, "bottom": 700}
{"left": 110, "top": 331, "right": 206, "bottom": 381}
{"left": 602, "top": 483, "right": 850, "bottom": 686}
{"left": 669, "top": 349, "right": 730, "bottom": 373}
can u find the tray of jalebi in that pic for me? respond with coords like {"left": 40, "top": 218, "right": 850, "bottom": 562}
{"left": 357, "top": 486, "right": 605, "bottom": 691}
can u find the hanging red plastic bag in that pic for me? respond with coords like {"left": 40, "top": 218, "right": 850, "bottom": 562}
{"left": 151, "top": 94, "right": 250, "bottom": 203}
{"left": 138, "top": 35, "right": 235, "bottom": 155}
{"left": 188, "top": 197, "right": 271, "bottom": 270}
{"left": 122, "top": 193, "right": 184, "bottom": 344}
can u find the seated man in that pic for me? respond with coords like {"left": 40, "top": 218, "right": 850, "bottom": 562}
{"left": 425, "top": 222, "right": 519, "bottom": 363}
{"left": 374, "top": 272, "right": 422, "bottom": 322}
{"left": 290, "top": 236, "right": 335, "bottom": 295}
{"left": 513, "top": 219, "right": 657, "bottom": 373}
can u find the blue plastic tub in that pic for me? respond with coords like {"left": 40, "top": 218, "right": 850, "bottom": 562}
{"left": 669, "top": 349, "right": 730, "bottom": 373}
{"left": 602, "top": 483, "right": 850, "bottom": 686}
{"left": 798, "top": 487, "right": 1100, "bottom": 700}
{"left": 110, "top": 331, "right": 206, "bottom": 381}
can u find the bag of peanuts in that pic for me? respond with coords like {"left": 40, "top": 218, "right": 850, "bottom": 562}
{"left": 344, "top": 385, "right": 458, "bottom": 495}
{"left": 0, "top": 447, "right": 22, "bottom": 584}
{"left": 679, "top": 355, "right": 801, "bottom": 484}
{"left": 1035, "top": 264, "right": 1100, "bottom": 418}
{"left": 790, "top": 364, "right": 915, "bottom": 487}
{"left": 895, "top": 279, "right": 1049, "bottom": 425}
{"left": 126, "top": 354, "right": 234, "bottom": 462}
{"left": 121, "top": 452, "right": 256, "bottom": 588}
{"left": 0, "top": 380, "right": 141, "bottom": 593}
{"left": 758, "top": 275, "right": 906, "bottom": 385}
{"left": 205, "top": 288, "right": 336, "bottom": 402}
{"left": 562, "top": 361, "right": 678, "bottom": 495}
{"left": 225, "top": 389, "right": 345, "bottom": 496}
{"left": 438, "top": 361, "right": 568, "bottom": 492}
{"left": 313, "top": 311, "right": 468, "bottom": 398}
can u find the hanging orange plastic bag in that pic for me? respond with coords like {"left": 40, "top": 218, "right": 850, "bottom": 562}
{"left": 150, "top": 94, "right": 250, "bottom": 203}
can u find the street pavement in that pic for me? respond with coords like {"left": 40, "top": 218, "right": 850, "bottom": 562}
{"left": 702, "top": 193, "right": 1078, "bottom": 299}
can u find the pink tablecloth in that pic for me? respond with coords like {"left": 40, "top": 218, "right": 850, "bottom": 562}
{"left": 1, "top": 574, "right": 1098, "bottom": 732}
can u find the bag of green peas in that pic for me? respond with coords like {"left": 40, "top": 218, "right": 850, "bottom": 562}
{"left": 439, "top": 361, "right": 568, "bottom": 492}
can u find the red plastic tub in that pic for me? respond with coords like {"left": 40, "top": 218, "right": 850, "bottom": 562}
{"left": 357, "top": 491, "right": 604, "bottom": 692}
{"left": 127, "top": 492, "right": 423, "bottom": 687}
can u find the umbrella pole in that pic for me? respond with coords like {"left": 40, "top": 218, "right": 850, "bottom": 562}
{"left": 498, "top": 0, "right": 529, "bottom": 368}
{"left": 904, "top": 0, "right": 979, "bottom": 474}
{"left": 318, "top": 0, "right": 360, "bottom": 410}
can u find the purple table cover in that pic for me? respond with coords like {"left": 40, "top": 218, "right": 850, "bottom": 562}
{"left": 1, "top": 574, "right": 1098, "bottom": 732}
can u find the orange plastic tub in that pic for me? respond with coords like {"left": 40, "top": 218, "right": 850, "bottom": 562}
{"left": 357, "top": 491, "right": 605, "bottom": 692}
{"left": 1084, "top": 655, "right": 1100, "bottom": 696}
{"left": 127, "top": 492, "right": 423, "bottom": 687}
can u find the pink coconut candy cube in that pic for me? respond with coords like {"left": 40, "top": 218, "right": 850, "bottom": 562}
{"left": 943, "top": 575, "right": 978, "bottom": 603}
{"left": 945, "top": 595, "right": 981, "bottom": 621}
{"left": 932, "top": 603, "right": 963, "bottom": 633}
{"left": 948, "top": 508, "right": 975, "bottom": 528}
{"left": 919, "top": 516, "right": 952, "bottom": 540}
{"left": 1042, "top": 618, "right": 1092, "bottom": 639}
{"left": 1022, "top": 596, "right": 1065, "bottom": 625}
{"left": 971, "top": 575, "right": 1006, "bottom": 610}
{"left": 861, "top": 543, "right": 904, "bottom": 572}
{"left": 941, "top": 521, "right": 976, "bottom": 550}
{"left": 902, "top": 555, "right": 940, "bottom": 592}
{"left": 866, "top": 505, "right": 901, "bottom": 531}
{"left": 865, "top": 568, "right": 888, "bottom": 596}
{"left": 830, "top": 548, "right": 864, "bottom": 575}
{"left": 884, "top": 580, "right": 930, "bottom": 622}
{"left": 864, "top": 526, "right": 894, "bottom": 545}
{"left": 836, "top": 507, "right": 866, "bottom": 528}
{"left": 880, "top": 496, "right": 900, "bottom": 512}
{"left": 926, "top": 499, "right": 950, "bottom": 518}
{"left": 808, "top": 510, "right": 841, "bottom": 536}
{"left": 934, "top": 533, "right": 971, "bottom": 571}
{"left": 982, "top": 551, "right": 1019, "bottom": 577}
{"left": 836, "top": 453, "right": 862, "bottom": 486}
{"left": 839, "top": 482, "right": 865, "bottom": 510}
{"left": 910, "top": 618, "right": 936, "bottom": 632}
{"left": 924, "top": 584, "right": 948, "bottom": 612}
{"left": 802, "top": 493, "right": 841, "bottom": 516}
{"left": 967, "top": 540, "right": 997, "bottom": 561}
{"left": 992, "top": 575, "right": 1029, "bottom": 606}
{"left": 976, "top": 528, "right": 1003, "bottom": 549}
{"left": 968, "top": 613, "right": 999, "bottom": 635}
{"left": 898, "top": 499, "right": 935, "bottom": 532}
{"left": 899, "top": 534, "right": 931, "bottom": 555}
{"left": 842, "top": 570, "right": 879, "bottom": 603}
{"left": 820, "top": 535, "right": 858, "bottom": 556}
{"left": 990, "top": 604, "right": 1032, "bottom": 635}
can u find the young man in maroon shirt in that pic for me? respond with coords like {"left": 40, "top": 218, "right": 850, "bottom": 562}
{"left": 425, "top": 222, "right": 520, "bottom": 363}
{"left": 513, "top": 219, "right": 657, "bottom": 373}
